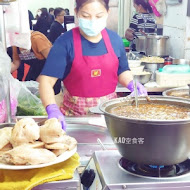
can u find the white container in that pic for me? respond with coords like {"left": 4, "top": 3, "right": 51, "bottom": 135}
{"left": 130, "top": 65, "right": 145, "bottom": 73}
{"left": 156, "top": 71, "right": 190, "bottom": 87}
{"left": 128, "top": 60, "right": 141, "bottom": 68}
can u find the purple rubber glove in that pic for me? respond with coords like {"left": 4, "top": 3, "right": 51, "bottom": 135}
{"left": 46, "top": 104, "right": 66, "bottom": 131}
{"left": 127, "top": 80, "right": 148, "bottom": 96}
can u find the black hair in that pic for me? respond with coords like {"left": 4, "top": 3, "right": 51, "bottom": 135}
{"left": 54, "top": 7, "right": 65, "bottom": 18}
{"left": 134, "top": 0, "right": 153, "bottom": 13}
{"left": 40, "top": 8, "right": 52, "bottom": 22}
{"left": 76, "top": 0, "right": 109, "bottom": 12}
{"left": 49, "top": 8, "right": 54, "bottom": 13}
{"left": 65, "top": 8, "right": 70, "bottom": 15}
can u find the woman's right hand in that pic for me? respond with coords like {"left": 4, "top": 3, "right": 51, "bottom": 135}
{"left": 46, "top": 104, "right": 67, "bottom": 131}
{"left": 125, "top": 28, "right": 135, "bottom": 41}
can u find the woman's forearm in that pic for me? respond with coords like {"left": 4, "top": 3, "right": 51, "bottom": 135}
{"left": 39, "top": 75, "right": 57, "bottom": 107}
{"left": 11, "top": 60, "right": 20, "bottom": 73}
{"left": 118, "top": 70, "right": 133, "bottom": 87}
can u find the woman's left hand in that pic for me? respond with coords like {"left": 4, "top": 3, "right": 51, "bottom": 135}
{"left": 125, "top": 28, "right": 134, "bottom": 41}
{"left": 127, "top": 80, "right": 148, "bottom": 96}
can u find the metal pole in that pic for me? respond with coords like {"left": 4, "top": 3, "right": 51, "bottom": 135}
{"left": 0, "top": 5, "right": 12, "bottom": 123}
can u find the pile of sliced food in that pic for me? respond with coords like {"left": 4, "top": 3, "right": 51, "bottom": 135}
{"left": 140, "top": 56, "right": 164, "bottom": 63}
{"left": 0, "top": 118, "right": 77, "bottom": 165}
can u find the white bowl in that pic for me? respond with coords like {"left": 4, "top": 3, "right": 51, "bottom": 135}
{"left": 130, "top": 65, "right": 145, "bottom": 73}
{"left": 128, "top": 60, "right": 142, "bottom": 68}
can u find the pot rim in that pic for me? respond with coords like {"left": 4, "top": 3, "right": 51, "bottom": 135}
{"left": 99, "top": 96, "right": 190, "bottom": 124}
{"left": 163, "top": 86, "right": 189, "bottom": 99}
{"left": 146, "top": 35, "right": 169, "bottom": 39}
{"left": 141, "top": 62, "right": 164, "bottom": 64}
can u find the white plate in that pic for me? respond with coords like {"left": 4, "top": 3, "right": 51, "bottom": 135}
{"left": 0, "top": 147, "right": 77, "bottom": 170}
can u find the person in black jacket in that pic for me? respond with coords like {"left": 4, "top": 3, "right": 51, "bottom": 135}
{"left": 48, "top": 8, "right": 66, "bottom": 44}
{"left": 28, "top": 10, "right": 34, "bottom": 30}
{"left": 49, "top": 8, "right": 55, "bottom": 20}
{"left": 33, "top": 8, "right": 53, "bottom": 37}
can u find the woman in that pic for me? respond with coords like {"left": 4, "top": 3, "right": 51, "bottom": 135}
{"left": 39, "top": 0, "right": 147, "bottom": 130}
{"left": 125, "top": 0, "right": 156, "bottom": 51}
{"left": 33, "top": 8, "right": 53, "bottom": 37}
{"left": 11, "top": 31, "right": 51, "bottom": 81}
{"left": 11, "top": 31, "right": 61, "bottom": 95}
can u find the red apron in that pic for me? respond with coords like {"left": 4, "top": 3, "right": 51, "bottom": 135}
{"left": 61, "top": 27, "right": 119, "bottom": 116}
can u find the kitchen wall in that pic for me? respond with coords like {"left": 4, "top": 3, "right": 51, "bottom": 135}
{"left": 185, "top": 16, "right": 190, "bottom": 59}
{"left": 107, "top": 0, "right": 119, "bottom": 33}
{"left": 163, "top": 0, "right": 189, "bottom": 59}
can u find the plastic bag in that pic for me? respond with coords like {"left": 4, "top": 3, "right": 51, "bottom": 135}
{"left": 16, "top": 80, "right": 46, "bottom": 116}
{"left": 0, "top": 42, "right": 11, "bottom": 76}
{"left": 4, "top": 0, "right": 31, "bottom": 49}
{"left": 0, "top": 43, "right": 46, "bottom": 123}
{"left": 0, "top": 42, "right": 18, "bottom": 123}
{"left": 23, "top": 81, "right": 39, "bottom": 96}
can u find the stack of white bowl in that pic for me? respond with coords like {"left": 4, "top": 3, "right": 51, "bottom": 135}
{"left": 128, "top": 60, "right": 144, "bottom": 74}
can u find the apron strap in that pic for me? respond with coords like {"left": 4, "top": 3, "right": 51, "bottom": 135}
{"left": 72, "top": 27, "right": 115, "bottom": 59}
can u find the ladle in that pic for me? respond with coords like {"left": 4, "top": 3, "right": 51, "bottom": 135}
{"left": 133, "top": 76, "right": 138, "bottom": 108}
{"left": 188, "top": 84, "right": 190, "bottom": 97}
{"left": 139, "top": 29, "right": 147, "bottom": 37}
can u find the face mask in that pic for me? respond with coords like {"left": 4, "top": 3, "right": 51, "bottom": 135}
{"left": 78, "top": 17, "right": 107, "bottom": 37}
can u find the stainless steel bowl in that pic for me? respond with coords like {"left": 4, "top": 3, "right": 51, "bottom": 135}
{"left": 141, "top": 62, "right": 164, "bottom": 81}
{"left": 133, "top": 71, "right": 152, "bottom": 84}
{"left": 172, "top": 59, "right": 190, "bottom": 65}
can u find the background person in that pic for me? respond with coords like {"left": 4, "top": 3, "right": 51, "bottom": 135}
{"left": 33, "top": 8, "right": 53, "bottom": 37}
{"left": 48, "top": 7, "right": 67, "bottom": 44}
{"left": 49, "top": 7, "right": 55, "bottom": 20}
{"left": 125, "top": 0, "right": 156, "bottom": 51}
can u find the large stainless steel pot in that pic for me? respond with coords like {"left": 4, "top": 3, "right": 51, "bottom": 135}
{"left": 163, "top": 86, "right": 190, "bottom": 100}
{"left": 135, "top": 36, "right": 146, "bottom": 53}
{"left": 146, "top": 35, "right": 169, "bottom": 56}
{"left": 99, "top": 96, "right": 190, "bottom": 166}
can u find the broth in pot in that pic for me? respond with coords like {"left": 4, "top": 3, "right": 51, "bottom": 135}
{"left": 110, "top": 103, "right": 190, "bottom": 120}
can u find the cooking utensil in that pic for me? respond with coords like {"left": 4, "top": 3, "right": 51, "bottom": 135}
{"left": 132, "top": 70, "right": 152, "bottom": 84}
{"left": 163, "top": 86, "right": 190, "bottom": 100}
{"left": 146, "top": 96, "right": 151, "bottom": 102}
{"left": 133, "top": 76, "right": 138, "bottom": 108}
{"left": 139, "top": 29, "right": 147, "bottom": 37}
{"left": 97, "top": 138, "right": 107, "bottom": 150}
{"left": 135, "top": 36, "right": 146, "bottom": 53}
{"left": 91, "top": 96, "right": 190, "bottom": 165}
{"left": 146, "top": 35, "right": 169, "bottom": 56}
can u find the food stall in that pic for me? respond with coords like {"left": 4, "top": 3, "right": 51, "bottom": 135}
{"left": 1, "top": 0, "right": 190, "bottom": 190}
